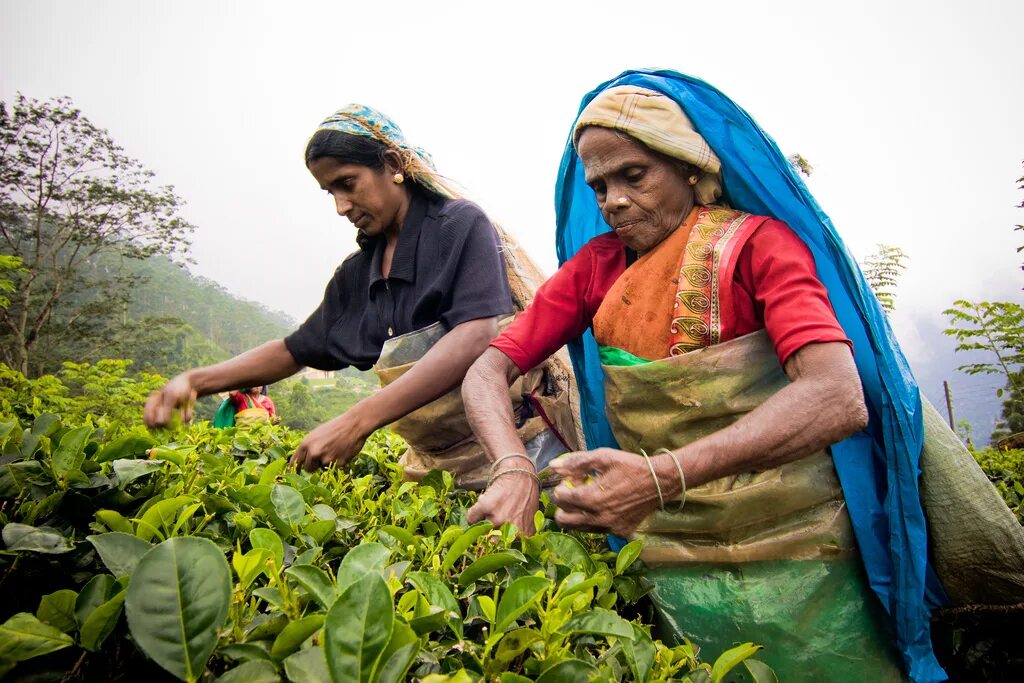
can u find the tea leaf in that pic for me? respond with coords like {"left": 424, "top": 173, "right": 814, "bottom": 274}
{"left": 283, "top": 646, "right": 331, "bottom": 683}
{"left": 271, "top": 614, "right": 325, "bottom": 660}
{"left": 614, "top": 540, "right": 643, "bottom": 575}
{"left": 494, "top": 575, "right": 551, "bottom": 633}
{"left": 337, "top": 542, "right": 392, "bottom": 590}
{"left": 80, "top": 590, "right": 126, "bottom": 652}
{"left": 457, "top": 550, "right": 527, "bottom": 586}
{"left": 535, "top": 658, "right": 599, "bottom": 682}
{"left": 324, "top": 572, "right": 393, "bottom": 683}
{"left": 0, "top": 612, "right": 74, "bottom": 664}
{"left": 35, "top": 590, "right": 78, "bottom": 634}
{"left": 710, "top": 642, "right": 762, "bottom": 682}
{"left": 271, "top": 484, "right": 305, "bottom": 525}
{"left": 215, "top": 660, "right": 281, "bottom": 683}
{"left": 440, "top": 520, "right": 492, "bottom": 572}
{"left": 125, "top": 537, "right": 232, "bottom": 683}
{"left": 88, "top": 532, "right": 153, "bottom": 578}
{"left": 373, "top": 619, "right": 418, "bottom": 683}
{"left": 286, "top": 564, "right": 337, "bottom": 610}
{"left": 2, "top": 523, "right": 74, "bottom": 554}
{"left": 743, "top": 659, "right": 778, "bottom": 683}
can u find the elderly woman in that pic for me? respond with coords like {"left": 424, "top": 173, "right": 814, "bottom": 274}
{"left": 145, "top": 105, "right": 577, "bottom": 487}
{"left": 460, "top": 71, "right": 1013, "bottom": 681}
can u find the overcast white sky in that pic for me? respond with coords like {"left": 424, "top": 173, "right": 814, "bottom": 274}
{"left": 2, "top": 0, "right": 1022, "bottom": 380}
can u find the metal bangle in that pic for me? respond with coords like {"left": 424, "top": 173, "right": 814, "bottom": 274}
{"left": 656, "top": 448, "right": 687, "bottom": 512}
{"left": 640, "top": 449, "right": 665, "bottom": 511}
{"left": 487, "top": 467, "right": 540, "bottom": 488}
{"left": 490, "top": 453, "right": 532, "bottom": 471}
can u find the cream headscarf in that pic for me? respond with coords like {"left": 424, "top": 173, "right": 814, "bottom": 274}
{"left": 572, "top": 85, "right": 723, "bottom": 205}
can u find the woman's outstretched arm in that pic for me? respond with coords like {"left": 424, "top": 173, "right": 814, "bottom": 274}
{"left": 143, "top": 339, "right": 301, "bottom": 427}
{"left": 290, "top": 316, "right": 499, "bottom": 471}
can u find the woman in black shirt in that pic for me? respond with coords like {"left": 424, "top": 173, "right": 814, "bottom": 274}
{"left": 144, "top": 105, "right": 518, "bottom": 472}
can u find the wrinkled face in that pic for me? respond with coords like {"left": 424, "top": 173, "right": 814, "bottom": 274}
{"left": 308, "top": 156, "right": 409, "bottom": 238}
{"left": 577, "top": 127, "right": 695, "bottom": 253}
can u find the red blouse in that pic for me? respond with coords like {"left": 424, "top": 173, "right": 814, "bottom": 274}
{"left": 492, "top": 220, "right": 850, "bottom": 372}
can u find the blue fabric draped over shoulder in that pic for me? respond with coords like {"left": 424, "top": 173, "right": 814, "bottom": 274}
{"left": 554, "top": 69, "right": 948, "bottom": 683}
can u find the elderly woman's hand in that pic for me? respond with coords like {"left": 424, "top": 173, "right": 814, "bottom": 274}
{"left": 466, "top": 467, "right": 540, "bottom": 535}
{"left": 548, "top": 448, "right": 683, "bottom": 537}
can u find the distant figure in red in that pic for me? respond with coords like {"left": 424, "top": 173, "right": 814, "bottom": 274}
{"left": 230, "top": 386, "right": 276, "bottom": 417}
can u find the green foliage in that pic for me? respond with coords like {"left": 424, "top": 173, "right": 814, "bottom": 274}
{"left": 973, "top": 447, "right": 1024, "bottom": 523}
{"left": 0, "top": 360, "right": 165, "bottom": 436}
{"left": 0, "top": 401, "right": 773, "bottom": 682}
{"left": 861, "top": 244, "right": 908, "bottom": 314}
{"left": 0, "top": 94, "right": 194, "bottom": 374}
{"left": 944, "top": 300, "right": 1024, "bottom": 441}
{"left": 0, "top": 254, "right": 24, "bottom": 309}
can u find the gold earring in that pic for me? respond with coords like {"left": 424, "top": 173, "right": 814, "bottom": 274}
{"left": 393, "top": 172, "right": 405, "bottom": 184}
{"left": 688, "top": 174, "right": 699, "bottom": 186}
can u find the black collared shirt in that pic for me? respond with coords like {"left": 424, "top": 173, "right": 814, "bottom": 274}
{"left": 284, "top": 191, "right": 513, "bottom": 371}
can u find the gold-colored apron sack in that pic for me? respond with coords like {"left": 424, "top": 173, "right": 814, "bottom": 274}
{"left": 234, "top": 395, "right": 271, "bottom": 426}
{"left": 374, "top": 320, "right": 580, "bottom": 490}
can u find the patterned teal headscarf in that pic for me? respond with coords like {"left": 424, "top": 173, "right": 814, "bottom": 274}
{"left": 315, "top": 104, "right": 460, "bottom": 200}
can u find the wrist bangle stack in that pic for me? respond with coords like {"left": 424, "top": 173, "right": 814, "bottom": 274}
{"left": 487, "top": 467, "right": 540, "bottom": 488}
{"left": 656, "top": 448, "right": 687, "bottom": 512}
{"left": 640, "top": 449, "right": 665, "bottom": 511}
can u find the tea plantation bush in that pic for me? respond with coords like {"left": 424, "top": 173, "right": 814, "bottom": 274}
{"left": 0, "top": 364, "right": 774, "bottom": 682}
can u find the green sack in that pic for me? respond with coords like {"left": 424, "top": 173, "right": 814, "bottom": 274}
{"left": 212, "top": 398, "right": 236, "bottom": 428}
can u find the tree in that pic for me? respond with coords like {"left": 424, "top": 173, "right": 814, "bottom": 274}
{"left": 0, "top": 94, "right": 194, "bottom": 374}
{"left": 862, "top": 244, "right": 908, "bottom": 314}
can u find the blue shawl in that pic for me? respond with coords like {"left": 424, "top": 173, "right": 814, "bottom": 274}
{"left": 554, "top": 69, "right": 947, "bottom": 682}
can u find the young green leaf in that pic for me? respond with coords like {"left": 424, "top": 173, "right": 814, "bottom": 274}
{"left": 494, "top": 575, "right": 551, "bottom": 633}
{"left": 51, "top": 426, "right": 92, "bottom": 478}
{"left": 457, "top": 550, "right": 527, "bottom": 586}
{"left": 440, "top": 520, "right": 492, "bottom": 572}
{"left": 614, "top": 540, "right": 643, "bottom": 575}
{"left": 234, "top": 548, "right": 273, "bottom": 591}
{"left": 250, "top": 527, "right": 285, "bottom": 571}
{"left": 710, "top": 642, "right": 763, "bottom": 683}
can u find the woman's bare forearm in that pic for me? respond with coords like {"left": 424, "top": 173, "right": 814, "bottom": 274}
{"left": 344, "top": 317, "right": 499, "bottom": 436}
{"left": 665, "top": 341, "right": 868, "bottom": 491}
{"left": 187, "top": 339, "right": 302, "bottom": 396}
{"left": 462, "top": 347, "right": 528, "bottom": 463}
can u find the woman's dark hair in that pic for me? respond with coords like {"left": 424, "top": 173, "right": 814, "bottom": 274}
{"left": 305, "top": 129, "right": 389, "bottom": 169}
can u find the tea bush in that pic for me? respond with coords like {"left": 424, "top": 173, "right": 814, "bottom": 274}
{"left": 0, "top": 408, "right": 773, "bottom": 682}
{"left": 974, "top": 447, "right": 1024, "bottom": 523}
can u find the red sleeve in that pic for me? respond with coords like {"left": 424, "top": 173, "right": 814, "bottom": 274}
{"left": 491, "top": 236, "right": 621, "bottom": 373}
{"left": 735, "top": 220, "right": 851, "bottom": 366}
{"left": 261, "top": 396, "right": 276, "bottom": 416}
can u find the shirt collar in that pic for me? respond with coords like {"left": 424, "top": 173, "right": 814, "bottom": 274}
{"left": 367, "top": 191, "right": 432, "bottom": 289}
